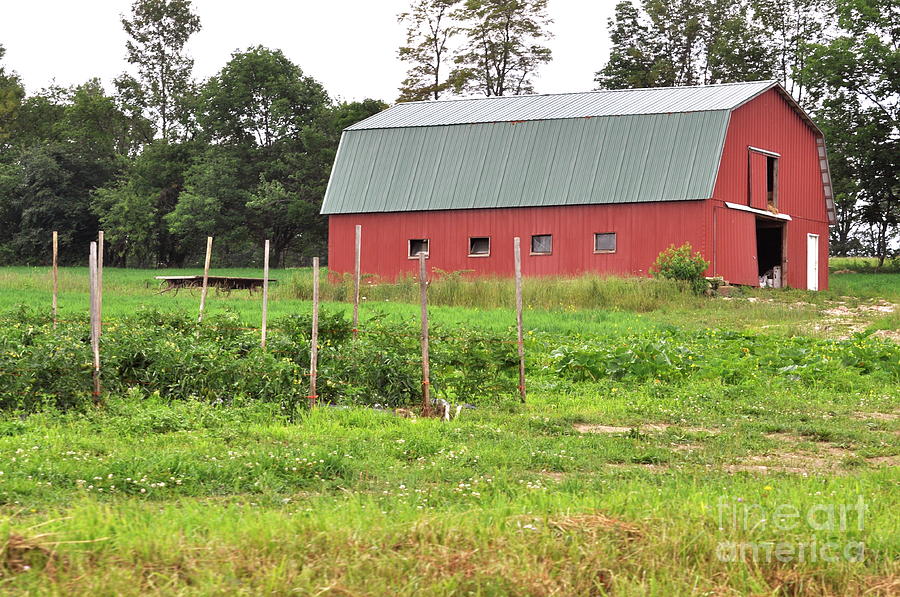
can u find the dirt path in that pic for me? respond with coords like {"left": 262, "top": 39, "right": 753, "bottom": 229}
{"left": 818, "top": 299, "right": 897, "bottom": 340}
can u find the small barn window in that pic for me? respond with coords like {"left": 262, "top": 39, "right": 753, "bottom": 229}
{"left": 468, "top": 237, "right": 490, "bottom": 256}
{"left": 530, "top": 234, "right": 552, "bottom": 255}
{"left": 594, "top": 232, "right": 616, "bottom": 253}
{"left": 408, "top": 239, "right": 429, "bottom": 258}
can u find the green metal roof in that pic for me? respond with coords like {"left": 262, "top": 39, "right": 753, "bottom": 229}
{"left": 322, "top": 110, "right": 731, "bottom": 214}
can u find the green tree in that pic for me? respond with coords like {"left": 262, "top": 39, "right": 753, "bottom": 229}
{"left": 199, "top": 46, "right": 329, "bottom": 148}
{"left": 113, "top": 73, "right": 156, "bottom": 144}
{"left": 595, "top": 2, "right": 658, "bottom": 89}
{"left": 110, "top": 139, "right": 200, "bottom": 266}
{"left": 452, "top": 0, "right": 553, "bottom": 96}
{"left": 62, "top": 80, "right": 143, "bottom": 158}
{"left": 120, "top": 0, "right": 201, "bottom": 142}
{"left": 11, "top": 143, "right": 115, "bottom": 263}
{"left": 0, "top": 44, "right": 25, "bottom": 149}
{"left": 642, "top": 0, "right": 706, "bottom": 86}
{"left": 0, "top": 160, "right": 23, "bottom": 261}
{"left": 750, "top": 0, "right": 827, "bottom": 106}
{"left": 703, "top": 0, "right": 773, "bottom": 84}
{"left": 165, "top": 147, "right": 252, "bottom": 263}
{"left": 596, "top": 0, "right": 774, "bottom": 90}
{"left": 8, "top": 86, "right": 69, "bottom": 150}
{"left": 92, "top": 181, "right": 158, "bottom": 267}
{"left": 397, "top": 0, "right": 462, "bottom": 101}
{"left": 804, "top": 0, "right": 898, "bottom": 265}
{"left": 195, "top": 47, "right": 337, "bottom": 264}
{"left": 329, "top": 99, "right": 389, "bottom": 132}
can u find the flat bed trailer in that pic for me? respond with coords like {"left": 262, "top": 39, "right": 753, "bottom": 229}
{"left": 155, "top": 275, "right": 276, "bottom": 294}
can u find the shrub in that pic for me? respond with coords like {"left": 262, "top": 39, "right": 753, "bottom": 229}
{"left": 650, "top": 243, "right": 710, "bottom": 294}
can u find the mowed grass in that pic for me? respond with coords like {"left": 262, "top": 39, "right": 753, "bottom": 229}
{"left": 0, "top": 265, "right": 898, "bottom": 595}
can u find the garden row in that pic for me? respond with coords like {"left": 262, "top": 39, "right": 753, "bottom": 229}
{"left": 0, "top": 307, "right": 518, "bottom": 412}
{"left": 3, "top": 304, "right": 898, "bottom": 413}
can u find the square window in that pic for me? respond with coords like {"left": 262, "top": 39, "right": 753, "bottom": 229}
{"left": 469, "top": 237, "right": 490, "bottom": 256}
{"left": 408, "top": 238, "right": 429, "bottom": 258}
{"left": 531, "top": 234, "right": 552, "bottom": 255}
{"left": 594, "top": 232, "right": 616, "bottom": 253}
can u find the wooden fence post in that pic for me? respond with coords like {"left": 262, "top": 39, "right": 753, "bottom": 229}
{"left": 309, "top": 256, "right": 320, "bottom": 408}
{"left": 198, "top": 236, "right": 213, "bottom": 323}
{"left": 261, "top": 240, "right": 270, "bottom": 348}
{"left": 52, "top": 231, "right": 58, "bottom": 328}
{"left": 97, "top": 230, "right": 104, "bottom": 337}
{"left": 418, "top": 253, "right": 432, "bottom": 416}
{"left": 353, "top": 224, "right": 361, "bottom": 339}
{"left": 89, "top": 242, "right": 101, "bottom": 404}
{"left": 514, "top": 237, "right": 526, "bottom": 403}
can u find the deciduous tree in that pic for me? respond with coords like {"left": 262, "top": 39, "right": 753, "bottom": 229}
{"left": 804, "top": 0, "right": 898, "bottom": 264}
{"left": 750, "top": 0, "right": 827, "bottom": 106}
{"left": 120, "top": 0, "right": 201, "bottom": 142}
{"left": 596, "top": 0, "right": 774, "bottom": 90}
{"left": 398, "top": 0, "right": 461, "bottom": 101}
{"left": 0, "top": 44, "right": 24, "bottom": 149}
{"left": 199, "top": 46, "right": 328, "bottom": 148}
{"left": 452, "top": 0, "right": 553, "bottom": 96}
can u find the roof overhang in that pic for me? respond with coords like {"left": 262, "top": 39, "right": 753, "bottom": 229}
{"left": 725, "top": 201, "right": 792, "bottom": 221}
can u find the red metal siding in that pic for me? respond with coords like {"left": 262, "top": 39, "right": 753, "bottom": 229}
{"left": 713, "top": 88, "right": 830, "bottom": 289}
{"left": 710, "top": 205, "right": 758, "bottom": 286}
{"left": 328, "top": 201, "right": 710, "bottom": 279}
{"left": 715, "top": 89, "right": 827, "bottom": 222}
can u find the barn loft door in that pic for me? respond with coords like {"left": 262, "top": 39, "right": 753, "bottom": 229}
{"left": 749, "top": 151, "right": 768, "bottom": 210}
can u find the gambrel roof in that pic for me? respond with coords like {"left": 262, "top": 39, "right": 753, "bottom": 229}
{"left": 322, "top": 80, "right": 834, "bottom": 221}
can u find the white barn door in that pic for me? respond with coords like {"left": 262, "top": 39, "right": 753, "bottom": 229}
{"left": 807, "top": 234, "right": 819, "bottom": 291}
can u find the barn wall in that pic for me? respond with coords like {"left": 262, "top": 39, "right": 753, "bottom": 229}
{"left": 328, "top": 201, "right": 709, "bottom": 279}
{"left": 712, "top": 88, "right": 830, "bottom": 289}
{"left": 709, "top": 205, "right": 758, "bottom": 286}
{"left": 784, "top": 218, "right": 830, "bottom": 290}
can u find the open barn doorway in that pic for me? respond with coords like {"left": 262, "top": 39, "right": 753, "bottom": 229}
{"left": 756, "top": 218, "right": 784, "bottom": 288}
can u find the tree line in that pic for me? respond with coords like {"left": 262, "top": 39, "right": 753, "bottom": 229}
{"left": 0, "top": 0, "right": 896, "bottom": 268}
{"left": 0, "top": 0, "right": 385, "bottom": 267}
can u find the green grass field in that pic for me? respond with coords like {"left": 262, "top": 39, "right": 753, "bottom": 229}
{"left": 0, "top": 266, "right": 897, "bottom": 595}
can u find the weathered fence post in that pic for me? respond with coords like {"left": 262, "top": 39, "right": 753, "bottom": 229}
{"left": 261, "top": 239, "right": 270, "bottom": 349}
{"left": 51, "top": 231, "right": 58, "bottom": 328}
{"left": 97, "top": 230, "right": 104, "bottom": 337}
{"left": 418, "top": 253, "right": 432, "bottom": 416}
{"left": 514, "top": 237, "right": 526, "bottom": 403}
{"left": 309, "top": 256, "right": 320, "bottom": 408}
{"left": 198, "top": 236, "right": 213, "bottom": 323}
{"left": 353, "top": 224, "right": 361, "bottom": 339}
{"left": 89, "top": 242, "right": 101, "bottom": 404}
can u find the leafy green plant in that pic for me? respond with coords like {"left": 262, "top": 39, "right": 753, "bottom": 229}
{"left": 649, "top": 243, "right": 710, "bottom": 294}
{"left": 0, "top": 308, "right": 518, "bottom": 413}
{"left": 549, "top": 328, "right": 900, "bottom": 386}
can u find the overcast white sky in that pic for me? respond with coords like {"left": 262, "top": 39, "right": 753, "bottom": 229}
{"left": 1, "top": 0, "right": 616, "bottom": 103}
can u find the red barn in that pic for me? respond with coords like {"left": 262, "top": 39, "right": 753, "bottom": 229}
{"left": 322, "top": 81, "right": 834, "bottom": 289}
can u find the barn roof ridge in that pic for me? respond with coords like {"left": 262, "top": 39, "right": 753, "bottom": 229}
{"left": 347, "top": 80, "right": 779, "bottom": 131}
{"left": 393, "top": 79, "right": 779, "bottom": 107}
